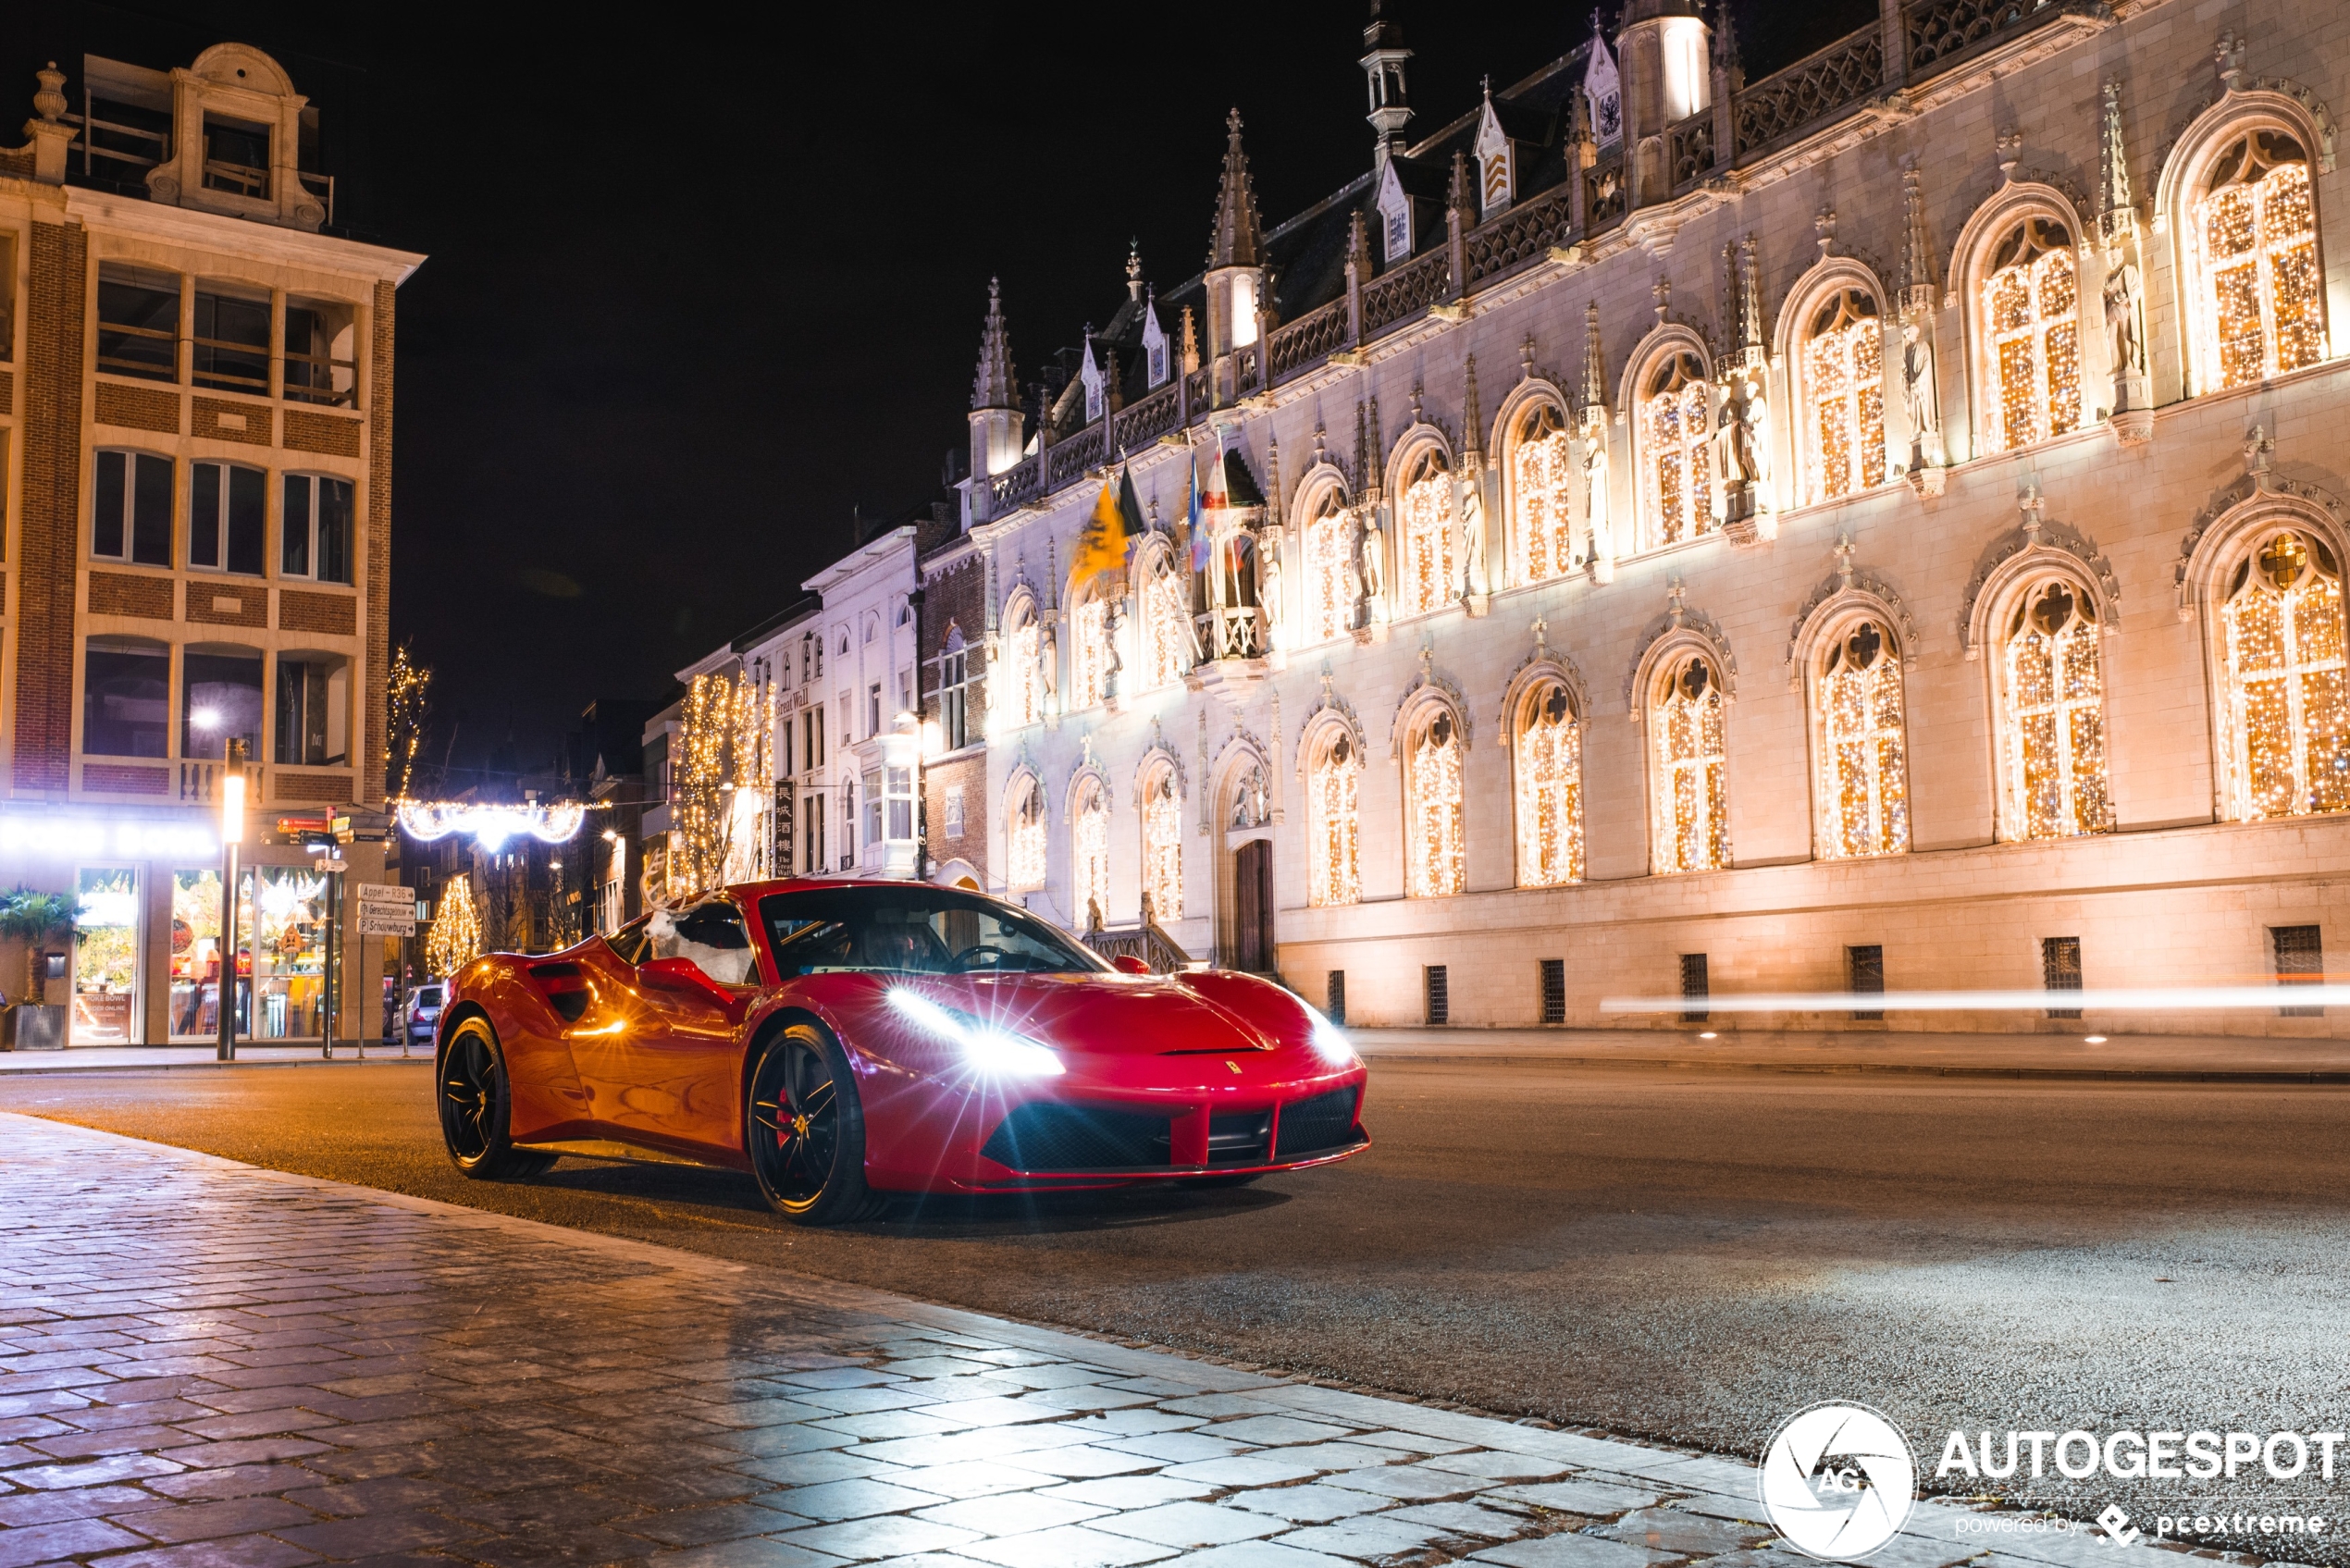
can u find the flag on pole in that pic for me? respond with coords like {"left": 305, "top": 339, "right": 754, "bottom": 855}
{"left": 1185, "top": 457, "right": 1209, "bottom": 573}
{"left": 1117, "top": 463, "right": 1146, "bottom": 538}
{"left": 1070, "top": 475, "right": 1126, "bottom": 585}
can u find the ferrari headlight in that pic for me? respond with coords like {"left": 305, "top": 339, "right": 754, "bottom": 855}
{"left": 1310, "top": 1011, "right": 1358, "bottom": 1068}
{"left": 888, "top": 989, "right": 1065, "bottom": 1078}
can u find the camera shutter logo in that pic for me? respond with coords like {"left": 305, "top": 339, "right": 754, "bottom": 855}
{"left": 1759, "top": 1402, "right": 1916, "bottom": 1560}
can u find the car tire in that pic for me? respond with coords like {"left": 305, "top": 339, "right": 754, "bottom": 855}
{"left": 438, "top": 1018, "right": 556, "bottom": 1179}
{"left": 746, "top": 1021, "right": 882, "bottom": 1226}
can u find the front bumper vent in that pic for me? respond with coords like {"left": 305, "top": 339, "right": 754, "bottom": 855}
{"left": 1274, "top": 1087, "right": 1363, "bottom": 1160}
{"left": 1206, "top": 1110, "right": 1270, "bottom": 1167}
{"left": 983, "top": 1104, "right": 1173, "bottom": 1172}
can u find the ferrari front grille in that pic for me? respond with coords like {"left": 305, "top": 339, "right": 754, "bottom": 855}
{"left": 1206, "top": 1110, "right": 1270, "bottom": 1167}
{"left": 982, "top": 1103, "right": 1172, "bottom": 1172}
{"left": 1273, "top": 1086, "right": 1363, "bottom": 1160}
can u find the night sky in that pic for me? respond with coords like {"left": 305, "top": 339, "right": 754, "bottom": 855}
{"left": 13, "top": 1, "right": 1876, "bottom": 784}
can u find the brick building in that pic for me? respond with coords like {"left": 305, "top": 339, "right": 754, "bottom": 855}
{"left": 948, "top": 0, "right": 2350, "bottom": 1037}
{"left": 0, "top": 45, "right": 419, "bottom": 1044}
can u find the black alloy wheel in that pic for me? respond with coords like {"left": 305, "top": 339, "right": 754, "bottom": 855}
{"left": 747, "top": 1023, "right": 878, "bottom": 1225}
{"left": 438, "top": 1019, "right": 555, "bottom": 1179}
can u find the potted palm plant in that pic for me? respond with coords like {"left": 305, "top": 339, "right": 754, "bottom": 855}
{"left": 0, "top": 888, "right": 75, "bottom": 1049}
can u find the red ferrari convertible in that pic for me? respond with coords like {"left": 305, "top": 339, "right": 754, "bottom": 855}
{"left": 433, "top": 879, "right": 1369, "bottom": 1223}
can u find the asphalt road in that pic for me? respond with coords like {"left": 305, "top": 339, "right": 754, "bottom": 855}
{"left": 7, "top": 1059, "right": 2349, "bottom": 1542}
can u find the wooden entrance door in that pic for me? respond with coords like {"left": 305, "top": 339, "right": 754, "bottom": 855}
{"left": 1233, "top": 838, "right": 1273, "bottom": 972}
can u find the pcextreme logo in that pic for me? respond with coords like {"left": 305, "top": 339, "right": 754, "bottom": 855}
{"left": 1760, "top": 1402, "right": 1919, "bottom": 1561}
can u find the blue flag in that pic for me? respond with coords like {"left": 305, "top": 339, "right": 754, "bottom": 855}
{"left": 1186, "top": 456, "right": 1209, "bottom": 573}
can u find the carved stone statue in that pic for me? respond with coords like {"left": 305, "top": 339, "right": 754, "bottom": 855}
{"left": 1101, "top": 599, "right": 1124, "bottom": 698}
{"left": 2104, "top": 253, "right": 2146, "bottom": 405}
{"left": 1039, "top": 620, "right": 1058, "bottom": 701}
{"left": 1458, "top": 475, "right": 1490, "bottom": 598}
{"left": 1259, "top": 534, "right": 1283, "bottom": 628}
{"left": 1579, "top": 423, "right": 1611, "bottom": 564}
{"left": 1342, "top": 527, "right": 1366, "bottom": 628}
{"left": 1357, "top": 508, "right": 1386, "bottom": 615}
{"left": 1900, "top": 317, "right": 1940, "bottom": 470}
{"left": 1714, "top": 369, "right": 1767, "bottom": 513}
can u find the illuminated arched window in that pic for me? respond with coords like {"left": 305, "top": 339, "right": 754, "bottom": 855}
{"left": 1302, "top": 488, "right": 1354, "bottom": 643}
{"left": 2194, "top": 130, "right": 2325, "bottom": 392}
{"left": 1514, "top": 682, "right": 1583, "bottom": 887}
{"left": 1008, "top": 775, "right": 1046, "bottom": 889}
{"left": 1651, "top": 654, "right": 1729, "bottom": 874}
{"left": 1306, "top": 728, "right": 1361, "bottom": 907}
{"left": 1813, "top": 621, "right": 1909, "bottom": 858}
{"left": 1070, "top": 587, "right": 1112, "bottom": 710}
{"left": 1403, "top": 707, "right": 1466, "bottom": 898}
{"left": 1142, "top": 766, "right": 1182, "bottom": 922}
{"left": 1003, "top": 601, "right": 1041, "bottom": 727}
{"left": 1138, "top": 551, "right": 1190, "bottom": 689}
{"left": 1801, "top": 289, "right": 1887, "bottom": 503}
{"left": 1640, "top": 351, "right": 1713, "bottom": 545}
{"left": 1981, "top": 216, "right": 2083, "bottom": 451}
{"left": 1510, "top": 401, "right": 1576, "bottom": 586}
{"left": 1071, "top": 775, "right": 1110, "bottom": 928}
{"left": 1999, "top": 579, "right": 2114, "bottom": 840}
{"left": 2221, "top": 530, "right": 2350, "bottom": 821}
{"left": 1398, "top": 450, "right": 1455, "bottom": 617}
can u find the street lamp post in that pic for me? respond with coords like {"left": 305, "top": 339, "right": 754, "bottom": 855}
{"left": 216, "top": 740, "right": 246, "bottom": 1062}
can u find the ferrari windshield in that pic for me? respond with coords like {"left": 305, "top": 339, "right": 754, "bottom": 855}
{"left": 759, "top": 888, "right": 1110, "bottom": 976}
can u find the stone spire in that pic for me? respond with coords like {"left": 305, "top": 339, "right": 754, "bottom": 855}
{"left": 1899, "top": 157, "right": 1936, "bottom": 314}
{"left": 1462, "top": 354, "right": 1484, "bottom": 467}
{"left": 2096, "top": 79, "right": 2136, "bottom": 239}
{"left": 1580, "top": 299, "right": 1608, "bottom": 421}
{"left": 1206, "top": 109, "right": 1266, "bottom": 270}
{"left": 971, "top": 278, "right": 1016, "bottom": 413}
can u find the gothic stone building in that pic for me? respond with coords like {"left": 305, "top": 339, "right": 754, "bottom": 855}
{"left": 0, "top": 46, "right": 418, "bottom": 1043}
{"left": 950, "top": 0, "right": 2350, "bottom": 1039}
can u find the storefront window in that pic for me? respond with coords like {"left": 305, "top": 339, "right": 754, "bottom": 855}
{"left": 71, "top": 868, "right": 141, "bottom": 1044}
{"left": 169, "top": 868, "right": 235, "bottom": 1040}
{"left": 166, "top": 866, "right": 329, "bottom": 1040}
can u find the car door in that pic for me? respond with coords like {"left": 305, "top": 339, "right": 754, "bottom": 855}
{"left": 581, "top": 898, "right": 761, "bottom": 1159}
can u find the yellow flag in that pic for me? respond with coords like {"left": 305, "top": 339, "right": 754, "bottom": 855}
{"left": 1070, "top": 477, "right": 1126, "bottom": 584}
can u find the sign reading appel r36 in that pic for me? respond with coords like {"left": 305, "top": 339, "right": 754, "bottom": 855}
{"left": 355, "top": 883, "right": 420, "bottom": 937}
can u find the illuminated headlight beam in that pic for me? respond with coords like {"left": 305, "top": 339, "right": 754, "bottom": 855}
{"left": 887, "top": 989, "right": 1064, "bottom": 1078}
{"left": 1309, "top": 1011, "right": 1359, "bottom": 1067}
{"left": 1601, "top": 985, "right": 2350, "bottom": 1014}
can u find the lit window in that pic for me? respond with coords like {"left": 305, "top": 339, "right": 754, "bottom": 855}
{"left": 1307, "top": 731, "right": 1361, "bottom": 907}
{"left": 1640, "top": 351, "right": 1713, "bottom": 545}
{"left": 939, "top": 638, "right": 970, "bottom": 750}
{"left": 1072, "top": 777, "right": 1110, "bottom": 928}
{"left": 1004, "top": 606, "right": 1041, "bottom": 726}
{"left": 1008, "top": 778, "right": 1046, "bottom": 889}
{"left": 1515, "top": 684, "right": 1583, "bottom": 886}
{"left": 1070, "top": 592, "right": 1111, "bottom": 710}
{"left": 1814, "top": 622, "right": 1909, "bottom": 858}
{"left": 2001, "top": 581, "right": 2114, "bottom": 840}
{"left": 1398, "top": 451, "right": 1455, "bottom": 617}
{"left": 1303, "top": 488, "right": 1354, "bottom": 643}
{"left": 2221, "top": 531, "right": 2350, "bottom": 821}
{"left": 1651, "top": 655, "right": 1729, "bottom": 874}
{"left": 1404, "top": 710, "right": 1466, "bottom": 898}
{"left": 1802, "top": 289, "right": 1887, "bottom": 502}
{"left": 1143, "top": 769, "right": 1182, "bottom": 922}
{"left": 2194, "top": 130, "right": 2325, "bottom": 391}
{"left": 1511, "top": 403, "right": 1576, "bottom": 585}
{"left": 1982, "top": 216, "right": 2083, "bottom": 451}
{"left": 1140, "top": 554, "right": 1190, "bottom": 688}
{"left": 885, "top": 764, "right": 915, "bottom": 842}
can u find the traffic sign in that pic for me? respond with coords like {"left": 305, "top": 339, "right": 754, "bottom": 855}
{"left": 356, "top": 883, "right": 420, "bottom": 937}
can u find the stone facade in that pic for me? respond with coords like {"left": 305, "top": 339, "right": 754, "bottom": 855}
{"left": 951, "top": 0, "right": 2350, "bottom": 1036}
{"left": 0, "top": 46, "right": 422, "bottom": 1045}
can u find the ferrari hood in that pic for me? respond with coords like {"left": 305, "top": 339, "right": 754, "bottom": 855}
{"left": 911, "top": 971, "right": 1287, "bottom": 1057}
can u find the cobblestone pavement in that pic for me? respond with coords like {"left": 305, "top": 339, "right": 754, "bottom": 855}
{"left": 0, "top": 1115, "right": 2230, "bottom": 1568}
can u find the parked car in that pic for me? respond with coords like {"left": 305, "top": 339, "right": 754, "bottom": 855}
{"left": 432, "top": 880, "right": 1370, "bottom": 1224}
{"left": 403, "top": 983, "right": 445, "bottom": 1050}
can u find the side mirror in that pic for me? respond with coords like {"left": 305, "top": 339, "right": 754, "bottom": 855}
{"left": 1112, "top": 955, "right": 1151, "bottom": 976}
